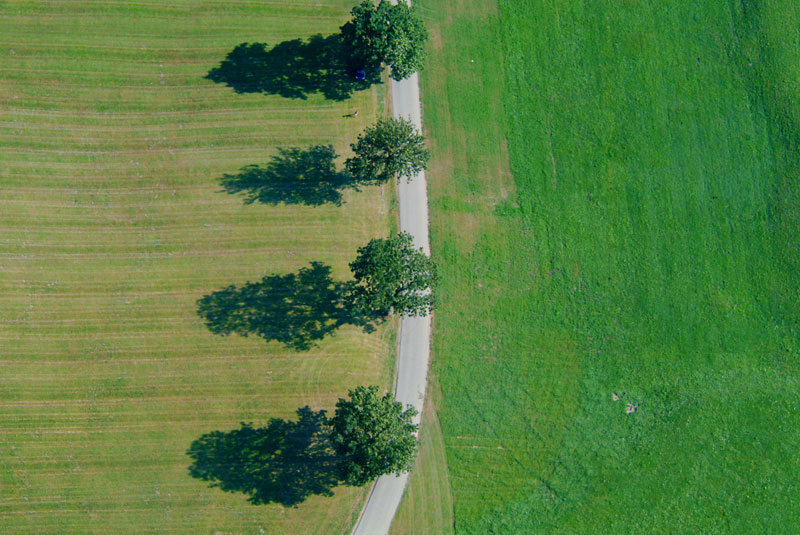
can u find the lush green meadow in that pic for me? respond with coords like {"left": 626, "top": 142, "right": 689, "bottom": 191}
{"left": 0, "top": 2, "right": 394, "bottom": 534}
{"left": 403, "top": 0, "right": 800, "bottom": 533}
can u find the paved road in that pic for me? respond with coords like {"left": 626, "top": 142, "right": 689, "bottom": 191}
{"left": 350, "top": 69, "right": 432, "bottom": 535}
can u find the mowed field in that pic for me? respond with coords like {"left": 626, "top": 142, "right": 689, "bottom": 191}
{"left": 0, "top": 2, "right": 394, "bottom": 534}
{"left": 396, "top": 0, "right": 800, "bottom": 534}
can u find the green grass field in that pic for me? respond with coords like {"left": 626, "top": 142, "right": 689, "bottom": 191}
{"left": 401, "top": 0, "right": 800, "bottom": 533}
{"left": 0, "top": 2, "right": 395, "bottom": 534}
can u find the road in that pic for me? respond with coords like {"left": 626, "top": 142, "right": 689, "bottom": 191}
{"left": 350, "top": 69, "right": 432, "bottom": 535}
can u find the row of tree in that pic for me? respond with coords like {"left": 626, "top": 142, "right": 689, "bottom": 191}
{"left": 309, "top": 1, "right": 430, "bottom": 484}
{"left": 196, "top": 1, "right": 432, "bottom": 492}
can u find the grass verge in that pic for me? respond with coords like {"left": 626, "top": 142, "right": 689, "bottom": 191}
{"left": 389, "top": 377, "right": 454, "bottom": 535}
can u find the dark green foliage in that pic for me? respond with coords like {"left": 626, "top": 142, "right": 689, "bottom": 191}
{"left": 349, "top": 231, "right": 436, "bottom": 317}
{"left": 345, "top": 117, "right": 430, "bottom": 182}
{"left": 340, "top": 0, "right": 428, "bottom": 81}
{"left": 187, "top": 407, "right": 339, "bottom": 506}
{"left": 329, "top": 385, "right": 418, "bottom": 486}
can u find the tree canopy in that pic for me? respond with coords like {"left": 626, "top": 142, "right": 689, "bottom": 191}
{"left": 340, "top": 0, "right": 428, "bottom": 81}
{"left": 345, "top": 117, "right": 430, "bottom": 183}
{"left": 329, "top": 385, "right": 418, "bottom": 486}
{"left": 348, "top": 231, "right": 436, "bottom": 317}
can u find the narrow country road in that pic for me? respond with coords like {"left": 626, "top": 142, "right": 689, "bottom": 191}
{"left": 350, "top": 67, "right": 433, "bottom": 535}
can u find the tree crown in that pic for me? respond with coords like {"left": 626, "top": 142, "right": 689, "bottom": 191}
{"left": 341, "top": 0, "right": 428, "bottom": 81}
{"left": 345, "top": 117, "right": 430, "bottom": 183}
{"left": 348, "top": 231, "right": 437, "bottom": 317}
{"left": 329, "top": 385, "right": 418, "bottom": 486}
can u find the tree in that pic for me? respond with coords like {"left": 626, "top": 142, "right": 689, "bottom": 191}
{"left": 348, "top": 231, "right": 436, "bottom": 317}
{"left": 345, "top": 117, "right": 430, "bottom": 183}
{"left": 340, "top": 0, "right": 428, "bottom": 81}
{"left": 329, "top": 385, "right": 418, "bottom": 486}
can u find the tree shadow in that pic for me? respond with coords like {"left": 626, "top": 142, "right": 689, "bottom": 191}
{"left": 197, "top": 262, "right": 377, "bottom": 351}
{"left": 187, "top": 407, "right": 341, "bottom": 506}
{"left": 206, "top": 34, "right": 381, "bottom": 101}
{"left": 220, "top": 145, "right": 358, "bottom": 207}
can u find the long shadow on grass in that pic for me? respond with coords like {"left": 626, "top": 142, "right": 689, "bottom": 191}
{"left": 220, "top": 145, "right": 360, "bottom": 207}
{"left": 187, "top": 407, "right": 341, "bottom": 506}
{"left": 197, "top": 262, "right": 377, "bottom": 351}
{"left": 206, "top": 35, "right": 380, "bottom": 101}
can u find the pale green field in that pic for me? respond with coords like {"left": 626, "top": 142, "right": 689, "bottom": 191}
{"left": 0, "top": 2, "right": 394, "bottom": 534}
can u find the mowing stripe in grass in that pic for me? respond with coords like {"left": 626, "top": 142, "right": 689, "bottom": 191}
{"left": 1, "top": 2, "right": 395, "bottom": 534}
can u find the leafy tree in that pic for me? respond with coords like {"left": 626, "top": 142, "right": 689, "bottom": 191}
{"left": 329, "top": 385, "right": 418, "bottom": 486}
{"left": 340, "top": 0, "right": 428, "bottom": 81}
{"left": 348, "top": 231, "right": 436, "bottom": 316}
{"left": 345, "top": 117, "right": 430, "bottom": 183}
